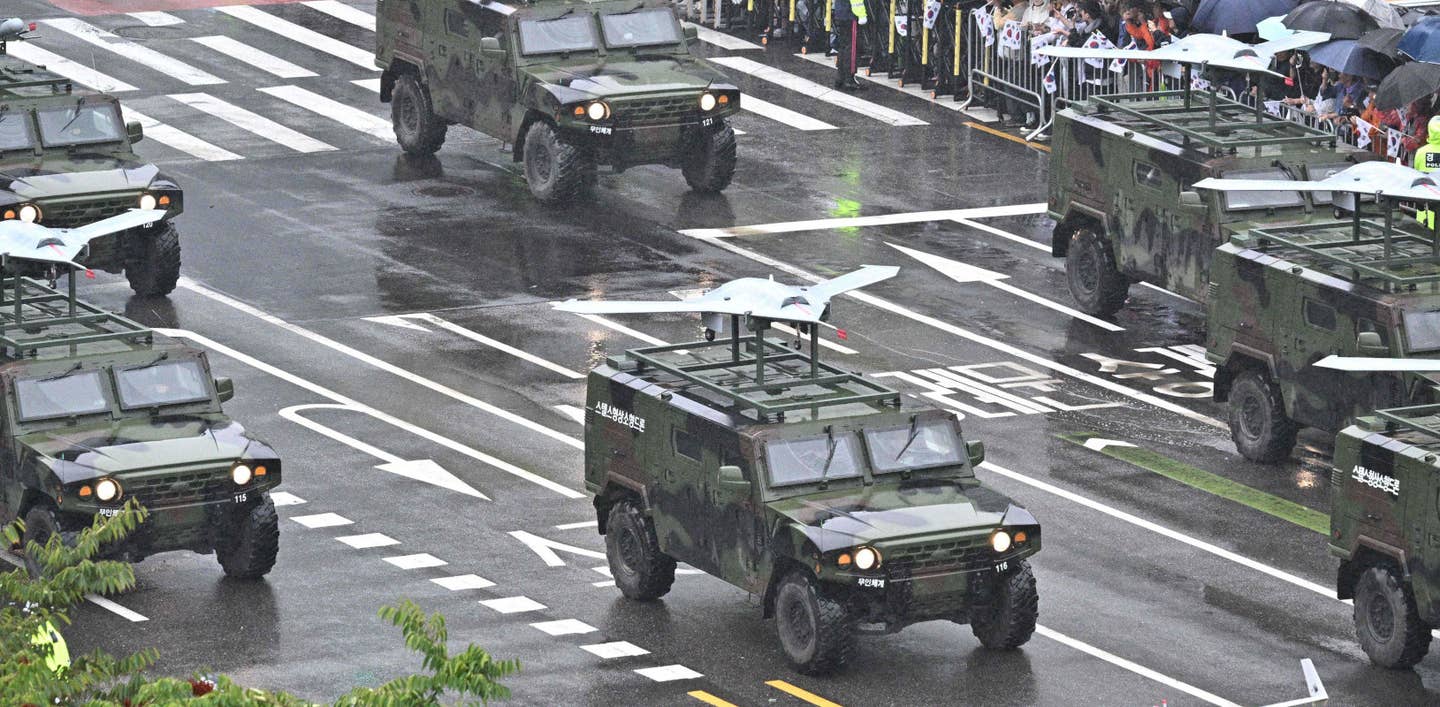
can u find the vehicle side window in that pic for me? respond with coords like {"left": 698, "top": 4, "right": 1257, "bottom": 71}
{"left": 674, "top": 428, "right": 702, "bottom": 461}
{"left": 1304, "top": 298, "right": 1337, "bottom": 331}
{"left": 1133, "top": 161, "right": 1164, "bottom": 191}
{"left": 444, "top": 8, "right": 469, "bottom": 37}
{"left": 474, "top": 8, "right": 506, "bottom": 39}
{"left": 1358, "top": 318, "right": 1389, "bottom": 345}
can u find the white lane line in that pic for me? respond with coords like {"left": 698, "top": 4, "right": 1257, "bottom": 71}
{"left": 290, "top": 512, "right": 353, "bottom": 528}
{"left": 575, "top": 313, "right": 668, "bottom": 346}
{"left": 120, "top": 108, "right": 243, "bottom": 162}
{"left": 336, "top": 533, "right": 401, "bottom": 549}
{"left": 683, "top": 22, "right": 763, "bottom": 50}
{"left": 795, "top": 51, "right": 967, "bottom": 112}
{"left": 635, "top": 665, "right": 703, "bottom": 682}
{"left": 1038, "top": 626, "right": 1241, "bottom": 707}
{"left": 126, "top": 11, "right": 184, "bottom": 27}
{"left": 554, "top": 404, "right": 587, "bottom": 424}
{"left": 680, "top": 203, "right": 1049, "bottom": 239}
{"left": 555, "top": 520, "right": 598, "bottom": 530}
{"left": 258, "top": 85, "right": 392, "bottom": 140}
{"left": 169, "top": 93, "right": 336, "bottom": 153}
{"left": 582, "top": 641, "right": 650, "bottom": 659}
{"left": 175, "top": 279, "right": 585, "bottom": 452}
{"left": 43, "top": 18, "right": 225, "bottom": 86}
{"left": 216, "top": 5, "right": 379, "bottom": 70}
{"left": 771, "top": 322, "right": 857, "bottom": 354}
{"left": 303, "top": 0, "right": 377, "bottom": 31}
{"left": 270, "top": 491, "right": 307, "bottom": 506}
{"left": 741, "top": 95, "right": 836, "bottom": 131}
{"left": 432, "top": 574, "right": 496, "bottom": 590}
{"left": 531, "top": 619, "right": 598, "bottom": 636}
{"left": 592, "top": 580, "right": 616, "bottom": 587}
{"left": 384, "top": 553, "right": 448, "bottom": 569}
{"left": 353, "top": 77, "right": 382, "bottom": 92}
{"left": 84, "top": 594, "right": 149, "bottom": 623}
{"left": 590, "top": 565, "right": 612, "bottom": 578}
{"left": 189, "top": 35, "right": 318, "bottom": 79}
{"left": 709, "top": 56, "right": 926, "bottom": 127}
{"left": 688, "top": 236, "right": 1227, "bottom": 429}
{"left": 480, "top": 596, "right": 546, "bottom": 614}
{"left": 4, "top": 43, "right": 138, "bottom": 92}
{"left": 401, "top": 313, "right": 583, "bottom": 379}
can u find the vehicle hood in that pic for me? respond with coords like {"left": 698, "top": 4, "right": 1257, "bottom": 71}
{"left": 3, "top": 163, "right": 157, "bottom": 200}
{"left": 526, "top": 58, "right": 725, "bottom": 96}
{"left": 767, "top": 480, "right": 1021, "bottom": 551}
{"left": 21, "top": 416, "right": 267, "bottom": 483}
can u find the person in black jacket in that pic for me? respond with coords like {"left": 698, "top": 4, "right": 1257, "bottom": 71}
{"left": 833, "top": 0, "right": 869, "bottom": 90}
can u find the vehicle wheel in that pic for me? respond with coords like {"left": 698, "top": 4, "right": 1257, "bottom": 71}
{"left": 775, "top": 571, "right": 854, "bottom": 675}
{"left": 216, "top": 495, "right": 279, "bottom": 580}
{"left": 124, "top": 222, "right": 181, "bottom": 296}
{"left": 523, "top": 122, "right": 592, "bottom": 203}
{"left": 682, "top": 123, "right": 737, "bottom": 193}
{"left": 1065, "top": 228, "right": 1129, "bottom": 317}
{"left": 605, "top": 500, "right": 676, "bottom": 600}
{"left": 1353, "top": 564, "right": 1432, "bottom": 669}
{"left": 970, "top": 559, "right": 1038, "bottom": 650}
{"left": 391, "top": 74, "right": 447, "bottom": 156}
{"left": 1228, "top": 369, "right": 1298, "bottom": 463}
{"left": 22, "top": 506, "right": 78, "bottom": 579}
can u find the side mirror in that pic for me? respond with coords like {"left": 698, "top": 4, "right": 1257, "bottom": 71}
{"left": 966, "top": 440, "right": 985, "bottom": 468}
{"left": 716, "top": 464, "right": 750, "bottom": 503}
{"left": 214, "top": 377, "right": 234, "bottom": 403}
{"left": 479, "top": 36, "right": 501, "bottom": 52}
{"left": 1357, "top": 331, "right": 1386, "bottom": 355}
{"left": 683, "top": 24, "right": 698, "bottom": 44}
{"left": 126, "top": 120, "right": 144, "bottom": 144}
{"left": 1179, "top": 190, "right": 1203, "bottom": 207}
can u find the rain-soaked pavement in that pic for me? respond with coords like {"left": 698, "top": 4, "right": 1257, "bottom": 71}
{"left": 11, "top": 1, "right": 1440, "bottom": 705}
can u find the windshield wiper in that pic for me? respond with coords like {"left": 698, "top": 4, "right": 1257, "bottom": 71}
{"left": 127, "top": 352, "right": 170, "bottom": 371}
{"left": 53, "top": 99, "right": 87, "bottom": 137}
{"left": 892, "top": 416, "right": 921, "bottom": 462}
{"left": 39, "top": 362, "right": 83, "bottom": 382}
{"left": 819, "top": 426, "right": 839, "bottom": 481}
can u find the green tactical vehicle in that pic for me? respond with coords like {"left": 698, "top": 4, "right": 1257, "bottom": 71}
{"left": 0, "top": 21, "right": 185, "bottom": 295}
{"left": 582, "top": 325, "right": 1041, "bottom": 674}
{"left": 374, "top": 0, "right": 741, "bottom": 202}
{"left": 1048, "top": 88, "right": 1372, "bottom": 317}
{"left": 1329, "top": 403, "right": 1440, "bottom": 669}
{"left": 0, "top": 276, "right": 281, "bottom": 579}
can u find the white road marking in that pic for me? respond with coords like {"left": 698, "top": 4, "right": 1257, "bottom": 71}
{"left": 1037, "top": 626, "right": 1242, "bottom": 707}
{"left": 590, "top": 564, "right": 612, "bottom": 578}
{"left": 169, "top": 93, "right": 336, "bottom": 153}
{"left": 216, "top": 5, "right": 379, "bottom": 70}
{"left": 189, "top": 36, "right": 318, "bottom": 79}
{"left": 555, "top": 520, "right": 599, "bottom": 530}
{"left": 592, "top": 580, "right": 616, "bottom": 587}
{"left": 531, "top": 619, "right": 598, "bottom": 636}
{"left": 582, "top": 641, "right": 650, "bottom": 659}
{"left": 432, "top": 574, "right": 496, "bottom": 590}
{"left": 635, "top": 665, "right": 703, "bottom": 682}
{"left": 1083, "top": 437, "right": 1138, "bottom": 452}
{"left": 84, "top": 594, "right": 149, "bottom": 623}
{"left": 888, "top": 242, "right": 1125, "bottom": 332}
{"left": 709, "top": 56, "right": 927, "bottom": 127}
{"left": 258, "top": 85, "right": 392, "bottom": 140}
{"left": 574, "top": 313, "right": 668, "bottom": 346}
{"left": 3, "top": 43, "right": 138, "bottom": 92}
{"left": 680, "top": 203, "right": 1048, "bottom": 239}
{"left": 480, "top": 596, "right": 547, "bottom": 613}
{"left": 352, "top": 77, "right": 382, "bottom": 92}
{"left": 741, "top": 95, "right": 836, "bottom": 131}
{"left": 795, "top": 51, "right": 967, "bottom": 112}
{"left": 269, "top": 491, "right": 307, "bottom": 506}
{"left": 302, "top": 0, "right": 377, "bottom": 31}
{"left": 554, "top": 404, "right": 587, "bottom": 424}
{"left": 509, "top": 530, "right": 607, "bottom": 567}
{"left": 290, "top": 512, "right": 353, "bottom": 528}
{"left": 336, "top": 533, "right": 401, "bottom": 549}
{"left": 43, "top": 18, "right": 225, "bottom": 86}
{"left": 384, "top": 553, "right": 448, "bottom": 569}
{"left": 126, "top": 11, "right": 184, "bottom": 26}
{"left": 397, "top": 313, "right": 583, "bottom": 379}
{"left": 120, "top": 108, "right": 244, "bottom": 162}
{"left": 683, "top": 22, "right": 763, "bottom": 50}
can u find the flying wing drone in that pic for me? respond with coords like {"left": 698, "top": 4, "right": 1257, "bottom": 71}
{"left": 1036, "top": 32, "right": 1330, "bottom": 77}
{"left": 0, "top": 209, "right": 167, "bottom": 271}
{"left": 1194, "top": 161, "right": 1440, "bottom": 205}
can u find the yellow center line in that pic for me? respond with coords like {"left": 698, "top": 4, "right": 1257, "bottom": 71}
{"left": 688, "top": 690, "right": 740, "bottom": 707}
{"left": 765, "top": 679, "right": 845, "bottom": 707}
{"left": 963, "top": 121, "right": 1051, "bottom": 153}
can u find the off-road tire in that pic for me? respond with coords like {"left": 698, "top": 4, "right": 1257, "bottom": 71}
{"left": 124, "top": 222, "right": 181, "bottom": 296}
{"left": 1228, "top": 369, "right": 1298, "bottom": 463}
{"left": 1065, "top": 228, "right": 1129, "bottom": 317}
{"left": 682, "top": 123, "right": 737, "bottom": 193}
{"left": 970, "top": 559, "right": 1038, "bottom": 650}
{"left": 523, "top": 122, "right": 592, "bottom": 203}
{"left": 775, "top": 571, "right": 855, "bottom": 675}
{"left": 605, "top": 501, "right": 676, "bottom": 601}
{"left": 1353, "top": 564, "right": 1432, "bottom": 669}
{"left": 22, "top": 506, "right": 79, "bottom": 579}
{"left": 391, "top": 74, "right": 447, "bottom": 156}
{"left": 216, "top": 495, "right": 279, "bottom": 580}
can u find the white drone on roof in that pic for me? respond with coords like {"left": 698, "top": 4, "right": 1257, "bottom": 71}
{"left": 1037, "top": 31, "right": 1330, "bottom": 77}
{"left": 0, "top": 209, "right": 166, "bottom": 270}
{"left": 1195, "top": 161, "right": 1440, "bottom": 205}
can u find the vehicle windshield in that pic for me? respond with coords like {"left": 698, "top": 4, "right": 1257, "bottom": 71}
{"left": 1305, "top": 163, "right": 1353, "bottom": 206}
{"left": 1404, "top": 311, "right": 1440, "bottom": 354}
{"left": 0, "top": 110, "right": 35, "bottom": 151}
{"left": 116, "top": 360, "right": 211, "bottom": 409}
{"left": 601, "top": 8, "right": 682, "bottom": 48}
{"left": 36, "top": 102, "right": 125, "bottom": 147}
{"left": 864, "top": 419, "right": 964, "bottom": 473}
{"left": 518, "top": 15, "right": 598, "bottom": 55}
{"left": 1220, "top": 168, "right": 1305, "bottom": 211}
{"left": 15, "top": 371, "right": 109, "bottom": 421}
{"left": 765, "top": 433, "right": 863, "bottom": 487}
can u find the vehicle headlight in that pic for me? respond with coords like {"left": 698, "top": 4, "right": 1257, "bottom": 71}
{"left": 586, "top": 101, "right": 609, "bottom": 121}
{"left": 991, "top": 530, "right": 1012, "bottom": 553}
{"left": 231, "top": 464, "right": 253, "bottom": 486}
{"left": 95, "top": 478, "right": 122, "bottom": 502}
{"left": 139, "top": 193, "right": 157, "bottom": 210}
{"left": 699, "top": 92, "right": 717, "bottom": 111}
{"left": 853, "top": 546, "right": 881, "bottom": 570}
{"left": 18, "top": 203, "right": 40, "bottom": 223}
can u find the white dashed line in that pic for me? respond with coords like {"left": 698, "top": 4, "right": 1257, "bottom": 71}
{"left": 335, "top": 533, "right": 400, "bottom": 549}
{"left": 554, "top": 520, "right": 598, "bottom": 530}
{"left": 269, "top": 491, "right": 307, "bottom": 506}
{"left": 480, "top": 596, "right": 547, "bottom": 614}
{"left": 530, "top": 619, "right": 598, "bottom": 636}
{"left": 290, "top": 512, "right": 352, "bottom": 528}
{"left": 383, "top": 553, "right": 447, "bottom": 570}
{"left": 84, "top": 594, "right": 149, "bottom": 623}
{"left": 634, "top": 665, "right": 703, "bottom": 682}
{"left": 590, "top": 565, "right": 613, "bottom": 578}
{"left": 582, "top": 641, "right": 651, "bottom": 659}
{"left": 431, "top": 574, "right": 496, "bottom": 591}
{"left": 592, "top": 580, "right": 617, "bottom": 587}
{"left": 1037, "top": 626, "right": 1241, "bottom": 707}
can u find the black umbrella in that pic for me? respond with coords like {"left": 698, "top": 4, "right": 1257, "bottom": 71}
{"left": 1282, "top": 0, "right": 1380, "bottom": 39}
{"left": 1376, "top": 61, "right": 1440, "bottom": 111}
{"left": 1194, "top": 0, "right": 1299, "bottom": 34}
{"left": 1357, "top": 27, "right": 1405, "bottom": 57}
{"left": 1307, "top": 39, "right": 1395, "bottom": 80}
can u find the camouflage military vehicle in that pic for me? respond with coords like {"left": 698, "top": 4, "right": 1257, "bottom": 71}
{"left": 1329, "top": 403, "right": 1440, "bottom": 669}
{"left": 374, "top": 0, "right": 741, "bottom": 202}
{"left": 0, "top": 21, "right": 185, "bottom": 295}
{"left": 0, "top": 276, "right": 281, "bottom": 579}
{"left": 582, "top": 328, "right": 1041, "bottom": 674}
{"left": 1048, "top": 89, "right": 1372, "bottom": 316}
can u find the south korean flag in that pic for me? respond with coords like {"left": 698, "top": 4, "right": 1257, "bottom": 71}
{"left": 1110, "top": 37, "right": 1138, "bottom": 74}
{"left": 1000, "top": 20, "right": 1023, "bottom": 51}
{"left": 1043, "top": 64, "right": 1059, "bottom": 94}
{"left": 924, "top": 0, "right": 942, "bottom": 30}
{"left": 974, "top": 10, "right": 996, "bottom": 47}
{"left": 1388, "top": 128, "right": 1404, "bottom": 158}
{"left": 1083, "top": 31, "right": 1114, "bottom": 69}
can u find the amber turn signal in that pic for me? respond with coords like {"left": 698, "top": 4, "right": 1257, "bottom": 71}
{"left": 1014, "top": 531, "right": 1027, "bottom": 544}
{"left": 837, "top": 553, "right": 852, "bottom": 567}
{"left": 78, "top": 485, "right": 92, "bottom": 497}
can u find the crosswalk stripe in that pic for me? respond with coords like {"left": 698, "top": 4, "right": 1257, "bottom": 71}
{"left": 42, "top": 18, "right": 225, "bottom": 86}
{"left": 169, "top": 93, "right": 336, "bottom": 153}
{"left": 126, "top": 11, "right": 184, "bottom": 27}
{"left": 3, "top": 43, "right": 138, "bottom": 92}
{"left": 352, "top": 78, "right": 382, "bottom": 92}
{"left": 741, "top": 95, "right": 836, "bottom": 130}
{"left": 796, "top": 52, "right": 965, "bottom": 111}
{"left": 190, "top": 35, "right": 317, "bottom": 79}
{"left": 303, "top": 0, "right": 378, "bottom": 31}
{"left": 258, "top": 85, "right": 392, "bottom": 140}
{"left": 121, "top": 107, "right": 243, "bottom": 162}
{"left": 709, "top": 56, "right": 927, "bottom": 127}
{"left": 682, "top": 22, "right": 763, "bottom": 51}
{"left": 216, "top": 5, "right": 379, "bottom": 71}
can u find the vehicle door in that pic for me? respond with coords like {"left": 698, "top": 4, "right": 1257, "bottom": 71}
{"left": 1286, "top": 290, "right": 1351, "bottom": 430}
{"left": 649, "top": 420, "right": 716, "bottom": 573}
{"left": 704, "top": 437, "right": 761, "bottom": 587}
{"left": 426, "top": 4, "right": 484, "bottom": 125}
{"left": 462, "top": 3, "right": 516, "bottom": 138}
{"left": 1403, "top": 458, "right": 1440, "bottom": 622}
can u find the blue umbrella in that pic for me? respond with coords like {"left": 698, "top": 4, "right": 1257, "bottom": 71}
{"left": 1307, "top": 39, "right": 1395, "bottom": 80}
{"left": 1398, "top": 16, "right": 1440, "bottom": 63}
{"left": 1193, "top": 0, "right": 1299, "bottom": 35}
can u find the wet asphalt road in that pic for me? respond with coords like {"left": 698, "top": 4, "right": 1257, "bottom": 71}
{"left": 11, "top": 1, "right": 1440, "bottom": 705}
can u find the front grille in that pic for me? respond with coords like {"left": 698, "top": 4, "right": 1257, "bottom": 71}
{"left": 614, "top": 95, "right": 698, "bottom": 129}
{"left": 39, "top": 194, "right": 138, "bottom": 228}
{"left": 125, "top": 468, "right": 231, "bottom": 507}
{"left": 883, "top": 536, "right": 992, "bottom": 577}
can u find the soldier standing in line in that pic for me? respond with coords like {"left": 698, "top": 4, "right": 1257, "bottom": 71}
{"left": 1416, "top": 115, "right": 1440, "bottom": 230}
{"left": 833, "top": 0, "right": 868, "bottom": 90}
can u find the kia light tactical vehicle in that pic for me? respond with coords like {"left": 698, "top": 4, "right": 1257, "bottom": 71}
{"left": 0, "top": 20, "right": 185, "bottom": 296}
{"left": 580, "top": 314, "right": 1041, "bottom": 674}
{"left": 375, "top": 0, "right": 742, "bottom": 202}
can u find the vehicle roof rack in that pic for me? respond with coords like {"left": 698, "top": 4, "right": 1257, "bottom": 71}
{"left": 1367, "top": 402, "right": 1440, "bottom": 443}
{"left": 1242, "top": 205, "right": 1440, "bottom": 290}
{"left": 1083, "top": 89, "right": 1337, "bottom": 154}
{"left": 0, "top": 56, "right": 74, "bottom": 96}
{"left": 0, "top": 275, "right": 152, "bottom": 359}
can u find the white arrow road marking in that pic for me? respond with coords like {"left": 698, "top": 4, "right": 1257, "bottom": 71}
{"left": 1082, "top": 438, "right": 1138, "bottom": 452}
{"left": 888, "top": 243, "right": 1125, "bottom": 332}
{"left": 508, "top": 530, "right": 607, "bottom": 567}
{"left": 1261, "top": 660, "right": 1328, "bottom": 707}
{"left": 0, "top": 552, "right": 147, "bottom": 621}
{"left": 387, "top": 313, "right": 584, "bottom": 379}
